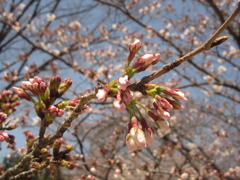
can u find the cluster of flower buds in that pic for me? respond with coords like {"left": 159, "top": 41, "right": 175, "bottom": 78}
{"left": 45, "top": 105, "right": 64, "bottom": 124}
{"left": 96, "top": 75, "right": 134, "bottom": 111}
{"left": 13, "top": 76, "right": 75, "bottom": 122}
{"left": 21, "top": 76, "right": 47, "bottom": 96}
{"left": 96, "top": 39, "right": 187, "bottom": 151}
{"left": 0, "top": 92, "right": 19, "bottom": 148}
{"left": 52, "top": 139, "right": 77, "bottom": 170}
{"left": 0, "top": 90, "right": 21, "bottom": 115}
{"left": 56, "top": 97, "right": 89, "bottom": 113}
{"left": 145, "top": 84, "right": 187, "bottom": 132}
{"left": 13, "top": 76, "right": 73, "bottom": 102}
{"left": 0, "top": 120, "right": 15, "bottom": 147}
{"left": 125, "top": 117, "right": 157, "bottom": 151}
{"left": 113, "top": 75, "right": 134, "bottom": 111}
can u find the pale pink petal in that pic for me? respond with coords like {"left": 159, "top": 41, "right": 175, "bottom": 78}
{"left": 113, "top": 99, "right": 126, "bottom": 111}
{"left": 145, "top": 128, "right": 154, "bottom": 146}
{"left": 96, "top": 89, "right": 108, "bottom": 102}
{"left": 155, "top": 119, "right": 169, "bottom": 131}
{"left": 125, "top": 133, "right": 138, "bottom": 151}
{"left": 131, "top": 128, "right": 146, "bottom": 148}
{"left": 118, "top": 75, "right": 130, "bottom": 90}
{"left": 129, "top": 39, "right": 141, "bottom": 53}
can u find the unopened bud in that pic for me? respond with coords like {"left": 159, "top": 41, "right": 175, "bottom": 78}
{"left": 60, "top": 160, "right": 75, "bottom": 170}
{"left": 64, "top": 144, "right": 74, "bottom": 153}
{"left": 58, "top": 78, "right": 72, "bottom": 96}
{"left": 34, "top": 101, "right": 46, "bottom": 118}
{"left": 56, "top": 101, "right": 68, "bottom": 109}
{"left": 147, "top": 110, "right": 158, "bottom": 121}
{"left": 53, "top": 138, "right": 63, "bottom": 155}
{"left": 40, "top": 148, "right": 49, "bottom": 154}
{"left": 129, "top": 39, "right": 141, "bottom": 53}
{"left": 0, "top": 112, "right": 7, "bottom": 123}
{"left": 49, "top": 76, "right": 61, "bottom": 96}
{"left": 0, "top": 131, "right": 9, "bottom": 142}
{"left": 32, "top": 162, "right": 42, "bottom": 170}
{"left": 12, "top": 87, "right": 32, "bottom": 101}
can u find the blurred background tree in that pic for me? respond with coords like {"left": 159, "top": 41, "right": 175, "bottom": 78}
{"left": 0, "top": 0, "right": 239, "bottom": 179}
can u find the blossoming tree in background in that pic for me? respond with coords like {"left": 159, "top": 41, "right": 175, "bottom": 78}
{"left": 0, "top": 0, "right": 239, "bottom": 179}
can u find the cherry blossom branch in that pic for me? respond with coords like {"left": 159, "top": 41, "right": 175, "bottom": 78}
{"left": 128, "top": 2, "right": 240, "bottom": 91}
{"left": 46, "top": 91, "right": 96, "bottom": 143}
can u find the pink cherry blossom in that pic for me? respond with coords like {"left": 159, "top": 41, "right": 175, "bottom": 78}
{"left": 129, "top": 39, "right": 141, "bottom": 53}
{"left": 125, "top": 133, "right": 138, "bottom": 151}
{"left": 144, "top": 128, "right": 154, "bottom": 146}
{"left": 118, "top": 75, "right": 130, "bottom": 90}
{"left": 130, "top": 127, "right": 146, "bottom": 148}
{"left": 113, "top": 99, "right": 126, "bottom": 111}
{"left": 96, "top": 88, "right": 108, "bottom": 102}
{"left": 140, "top": 118, "right": 154, "bottom": 146}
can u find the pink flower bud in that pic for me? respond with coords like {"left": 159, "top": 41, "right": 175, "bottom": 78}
{"left": 129, "top": 39, "right": 141, "bottom": 53}
{"left": 133, "top": 61, "right": 148, "bottom": 72}
{"left": 144, "top": 128, "right": 154, "bottom": 146}
{"left": 166, "top": 98, "right": 184, "bottom": 110}
{"left": 24, "top": 131, "right": 34, "bottom": 141}
{"left": 138, "top": 53, "right": 161, "bottom": 66}
{"left": 155, "top": 95, "right": 173, "bottom": 109}
{"left": 129, "top": 117, "right": 146, "bottom": 147}
{"left": 0, "top": 131, "right": 9, "bottom": 141}
{"left": 122, "top": 90, "right": 134, "bottom": 104}
{"left": 48, "top": 105, "right": 64, "bottom": 117}
{"left": 153, "top": 102, "right": 170, "bottom": 118}
{"left": 39, "top": 82, "right": 47, "bottom": 93}
{"left": 48, "top": 105, "right": 57, "bottom": 112}
{"left": 118, "top": 75, "right": 130, "bottom": 90}
{"left": 0, "top": 112, "right": 7, "bottom": 123}
{"left": 69, "top": 97, "right": 81, "bottom": 107}
{"left": 147, "top": 110, "right": 159, "bottom": 121}
{"left": 33, "top": 76, "right": 44, "bottom": 84}
{"left": 113, "top": 99, "right": 126, "bottom": 111}
{"left": 140, "top": 118, "right": 154, "bottom": 146}
{"left": 125, "top": 133, "right": 138, "bottom": 151}
{"left": 32, "top": 82, "right": 39, "bottom": 92}
{"left": 164, "top": 87, "right": 187, "bottom": 101}
{"left": 29, "top": 78, "right": 35, "bottom": 84}
{"left": 12, "top": 87, "right": 32, "bottom": 101}
{"left": 21, "top": 81, "right": 32, "bottom": 90}
{"left": 96, "top": 88, "right": 108, "bottom": 102}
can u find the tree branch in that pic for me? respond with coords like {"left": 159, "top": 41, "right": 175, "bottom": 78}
{"left": 128, "top": 2, "right": 240, "bottom": 91}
